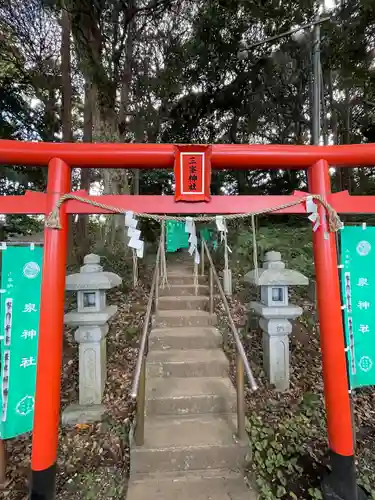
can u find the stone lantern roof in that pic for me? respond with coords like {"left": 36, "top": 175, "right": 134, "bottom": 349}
{"left": 244, "top": 251, "right": 308, "bottom": 287}
{"left": 65, "top": 254, "right": 122, "bottom": 291}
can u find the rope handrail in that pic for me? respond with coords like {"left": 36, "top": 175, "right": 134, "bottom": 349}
{"left": 130, "top": 238, "right": 161, "bottom": 399}
{"left": 203, "top": 240, "right": 258, "bottom": 391}
{"left": 45, "top": 193, "right": 343, "bottom": 233}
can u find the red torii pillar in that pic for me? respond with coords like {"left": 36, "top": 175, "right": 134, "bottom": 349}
{"left": 309, "top": 161, "right": 363, "bottom": 500}
{"left": 0, "top": 140, "right": 370, "bottom": 500}
{"left": 30, "top": 158, "right": 71, "bottom": 498}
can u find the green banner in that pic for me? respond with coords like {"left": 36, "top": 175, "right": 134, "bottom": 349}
{"left": 340, "top": 226, "right": 375, "bottom": 389}
{"left": 166, "top": 221, "right": 189, "bottom": 252}
{"left": 166, "top": 221, "right": 218, "bottom": 253}
{"left": 0, "top": 245, "right": 43, "bottom": 439}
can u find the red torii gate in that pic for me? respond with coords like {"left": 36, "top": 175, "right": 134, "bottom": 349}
{"left": 0, "top": 139, "right": 373, "bottom": 500}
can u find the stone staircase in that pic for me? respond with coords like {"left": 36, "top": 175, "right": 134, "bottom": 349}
{"left": 127, "top": 262, "right": 255, "bottom": 500}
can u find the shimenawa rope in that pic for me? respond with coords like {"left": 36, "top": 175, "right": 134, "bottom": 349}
{"left": 45, "top": 193, "right": 343, "bottom": 233}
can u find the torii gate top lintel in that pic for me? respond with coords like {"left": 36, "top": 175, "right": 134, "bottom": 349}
{"left": 1, "top": 139, "right": 375, "bottom": 168}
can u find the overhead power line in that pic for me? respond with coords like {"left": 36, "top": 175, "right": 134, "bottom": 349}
{"left": 238, "top": 16, "right": 332, "bottom": 54}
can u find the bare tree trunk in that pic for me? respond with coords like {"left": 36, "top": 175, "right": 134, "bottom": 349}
{"left": 229, "top": 113, "right": 250, "bottom": 194}
{"left": 82, "top": 82, "right": 93, "bottom": 190}
{"left": 66, "top": 0, "right": 135, "bottom": 247}
{"left": 76, "top": 81, "right": 94, "bottom": 259}
{"left": 321, "top": 70, "right": 328, "bottom": 146}
{"left": 357, "top": 86, "right": 369, "bottom": 193}
{"left": 118, "top": 8, "right": 135, "bottom": 134}
{"left": 99, "top": 113, "right": 129, "bottom": 247}
{"left": 328, "top": 70, "right": 338, "bottom": 144}
{"left": 133, "top": 170, "right": 140, "bottom": 195}
{"left": 328, "top": 70, "right": 341, "bottom": 190}
{"left": 119, "top": 5, "right": 138, "bottom": 197}
{"left": 99, "top": 12, "right": 135, "bottom": 246}
{"left": 61, "top": 7, "right": 72, "bottom": 142}
{"left": 61, "top": 6, "right": 74, "bottom": 264}
{"left": 341, "top": 86, "right": 352, "bottom": 192}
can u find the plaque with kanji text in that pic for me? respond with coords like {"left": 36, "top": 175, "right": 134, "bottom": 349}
{"left": 174, "top": 145, "right": 212, "bottom": 202}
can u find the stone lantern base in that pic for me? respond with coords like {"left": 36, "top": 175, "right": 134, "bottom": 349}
{"left": 260, "top": 318, "right": 292, "bottom": 391}
{"left": 75, "top": 324, "right": 108, "bottom": 406}
{"left": 62, "top": 324, "right": 108, "bottom": 426}
{"left": 62, "top": 404, "right": 106, "bottom": 427}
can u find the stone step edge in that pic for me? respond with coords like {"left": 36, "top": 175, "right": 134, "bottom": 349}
{"left": 126, "top": 476, "right": 257, "bottom": 500}
{"left": 131, "top": 413, "right": 245, "bottom": 446}
{"left": 158, "top": 295, "right": 209, "bottom": 301}
{"left": 128, "top": 415, "right": 245, "bottom": 449}
{"left": 149, "top": 326, "right": 220, "bottom": 333}
{"left": 146, "top": 377, "right": 235, "bottom": 392}
{"left": 166, "top": 273, "right": 208, "bottom": 277}
{"left": 159, "top": 284, "right": 209, "bottom": 288}
{"left": 133, "top": 441, "right": 244, "bottom": 454}
{"left": 129, "top": 468, "right": 246, "bottom": 484}
{"left": 147, "top": 348, "right": 227, "bottom": 359}
{"left": 155, "top": 310, "right": 216, "bottom": 317}
{"left": 129, "top": 422, "right": 251, "bottom": 455}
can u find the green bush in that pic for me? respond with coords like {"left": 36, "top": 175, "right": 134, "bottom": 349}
{"left": 248, "top": 393, "right": 326, "bottom": 499}
{"left": 222, "top": 221, "right": 314, "bottom": 279}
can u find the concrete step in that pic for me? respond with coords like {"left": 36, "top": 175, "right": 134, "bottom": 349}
{"left": 167, "top": 268, "right": 198, "bottom": 275}
{"left": 166, "top": 273, "right": 207, "bottom": 286}
{"left": 154, "top": 310, "right": 217, "bottom": 328}
{"left": 146, "top": 377, "right": 237, "bottom": 416}
{"left": 149, "top": 327, "right": 222, "bottom": 350}
{"left": 159, "top": 284, "right": 209, "bottom": 297}
{"left": 167, "top": 265, "right": 195, "bottom": 273}
{"left": 127, "top": 470, "right": 256, "bottom": 500}
{"left": 147, "top": 349, "right": 229, "bottom": 378}
{"left": 158, "top": 295, "right": 209, "bottom": 311}
{"left": 130, "top": 414, "right": 248, "bottom": 474}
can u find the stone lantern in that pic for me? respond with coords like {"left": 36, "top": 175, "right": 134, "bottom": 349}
{"left": 244, "top": 251, "right": 308, "bottom": 391}
{"left": 62, "top": 254, "right": 122, "bottom": 425}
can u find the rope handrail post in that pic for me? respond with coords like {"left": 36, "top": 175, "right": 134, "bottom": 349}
{"left": 202, "top": 241, "right": 258, "bottom": 441}
{"left": 236, "top": 354, "right": 246, "bottom": 441}
{"left": 155, "top": 255, "right": 160, "bottom": 311}
{"left": 135, "top": 358, "right": 146, "bottom": 446}
{"left": 203, "top": 241, "right": 258, "bottom": 390}
{"left": 223, "top": 316, "right": 229, "bottom": 350}
{"left": 201, "top": 238, "right": 205, "bottom": 276}
{"left": 131, "top": 235, "right": 162, "bottom": 446}
{"left": 209, "top": 265, "right": 214, "bottom": 315}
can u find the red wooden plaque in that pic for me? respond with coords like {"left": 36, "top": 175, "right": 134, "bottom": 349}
{"left": 174, "top": 145, "right": 212, "bottom": 202}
